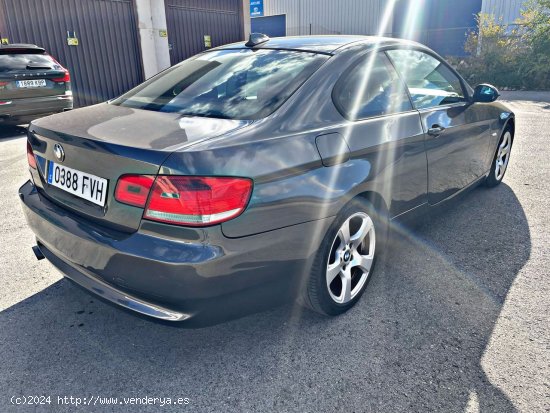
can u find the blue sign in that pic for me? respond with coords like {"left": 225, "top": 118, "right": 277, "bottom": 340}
{"left": 250, "top": 0, "right": 264, "bottom": 17}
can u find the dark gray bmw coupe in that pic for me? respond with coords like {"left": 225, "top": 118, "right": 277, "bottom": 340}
{"left": 20, "top": 35, "right": 514, "bottom": 323}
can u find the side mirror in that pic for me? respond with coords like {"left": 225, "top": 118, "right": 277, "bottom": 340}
{"left": 473, "top": 84, "right": 500, "bottom": 103}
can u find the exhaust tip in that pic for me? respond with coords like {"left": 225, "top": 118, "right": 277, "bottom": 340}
{"left": 32, "top": 245, "right": 45, "bottom": 261}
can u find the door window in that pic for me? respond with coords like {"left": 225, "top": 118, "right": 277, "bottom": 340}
{"left": 332, "top": 52, "right": 412, "bottom": 120}
{"left": 386, "top": 49, "right": 466, "bottom": 109}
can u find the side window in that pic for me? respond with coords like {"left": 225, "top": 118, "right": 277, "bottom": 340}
{"left": 386, "top": 49, "right": 466, "bottom": 110}
{"left": 332, "top": 52, "right": 412, "bottom": 120}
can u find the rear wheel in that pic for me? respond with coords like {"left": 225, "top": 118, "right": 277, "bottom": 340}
{"left": 486, "top": 127, "right": 512, "bottom": 187}
{"left": 303, "top": 199, "right": 382, "bottom": 316}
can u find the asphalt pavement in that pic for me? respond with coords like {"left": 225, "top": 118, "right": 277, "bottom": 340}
{"left": 0, "top": 91, "right": 548, "bottom": 412}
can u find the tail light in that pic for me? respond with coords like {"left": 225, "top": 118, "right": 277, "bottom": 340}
{"left": 115, "top": 175, "right": 252, "bottom": 226}
{"left": 52, "top": 71, "right": 70, "bottom": 83}
{"left": 27, "top": 141, "right": 37, "bottom": 169}
{"left": 47, "top": 54, "right": 70, "bottom": 83}
{"left": 115, "top": 175, "right": 155, "bottom": 207}
{"left": 144, "top": 176, "right": 253, "bottom": 226}
{"left": 0, "top": 81, "right": 8, "bottom": 87}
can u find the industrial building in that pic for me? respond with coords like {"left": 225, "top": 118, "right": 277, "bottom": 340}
{"left": 251, "top": 0, "right": 527, "bottom": 56}
{"left": 0, "top": 0, "right": 526, "bottom": 107}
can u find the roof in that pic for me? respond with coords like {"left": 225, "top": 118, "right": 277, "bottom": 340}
{"left": 213, "top": 35, "right": 415, "bottom": 54}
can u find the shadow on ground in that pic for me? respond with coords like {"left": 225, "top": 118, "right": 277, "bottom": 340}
{"left": 0, "top": 183, "right": 529, "bottom": 412}
{"left": 0, "top": 125, "right": 26, "bottom": 140}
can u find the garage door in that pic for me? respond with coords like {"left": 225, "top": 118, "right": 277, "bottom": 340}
{"left": 1, "top": 0, "right": 144, "bottom": 107}
{"left": 165, "top": 0, "right": 244, "bottom": 65}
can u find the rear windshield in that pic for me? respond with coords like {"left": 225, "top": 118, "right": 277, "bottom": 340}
{"left": 111, "top": 49, "right": 328, "bottom": 120}
{"left": 0, "top": 52, "right": 59, "bottom": 73}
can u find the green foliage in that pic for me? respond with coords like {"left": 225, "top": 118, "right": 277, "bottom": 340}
{"left": 451, "top": 0, "right": 550, "bottom": 90}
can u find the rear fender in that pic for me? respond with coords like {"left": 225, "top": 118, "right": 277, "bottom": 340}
{"left": 160, "top": 132, "right": 385, "bottom": 238}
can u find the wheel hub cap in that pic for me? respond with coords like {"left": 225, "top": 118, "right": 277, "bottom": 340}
{"left": 343, "top": 250, "right": 351, "bottom": 262}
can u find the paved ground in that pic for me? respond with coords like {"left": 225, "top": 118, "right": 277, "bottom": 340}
{"left": 0, "top": 92, "right": 548, "bottom": 412}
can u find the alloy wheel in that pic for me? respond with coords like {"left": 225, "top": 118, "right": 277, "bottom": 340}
{"left": 326, "top": 212, "right": 376, "bottom": 304}
{"left": 495, "top": 131, "right": 512, "bottom": 181}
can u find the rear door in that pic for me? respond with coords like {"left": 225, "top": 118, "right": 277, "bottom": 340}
{"left": 0, "top": 49, "right": 68, "bottom": 100}
{"left": 387, "top": 49, "right": 492, "bottom": 204}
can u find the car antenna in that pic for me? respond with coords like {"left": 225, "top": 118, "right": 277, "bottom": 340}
{"left": 245, "top": 33, "right": 270, "bottom": 47}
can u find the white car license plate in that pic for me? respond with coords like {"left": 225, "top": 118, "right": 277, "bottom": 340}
{"left": 47, "top": 161, "right": 108, "bottom": 207}
{"left": 16, "top": 79, "right": 47, "bottom": 88}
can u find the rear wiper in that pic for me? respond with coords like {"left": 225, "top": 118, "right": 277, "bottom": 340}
{"left": 26, "top": 65, "right": 51, "bottom": 70}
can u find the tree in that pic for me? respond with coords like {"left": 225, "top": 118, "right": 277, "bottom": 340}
{"left": 453, "top": 0, "right": 550, "bottom": 90}
{"left": 518, "top": 0, "right": 550, "bottom": 88}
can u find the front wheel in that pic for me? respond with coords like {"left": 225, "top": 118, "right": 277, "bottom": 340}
{"left": 486, "top": 127, "right": 513, "bottom": 187}
{"left": 302, "top": 199, "right": 382, "bottom": 316}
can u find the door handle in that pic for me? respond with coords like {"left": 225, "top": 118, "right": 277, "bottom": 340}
{"left": 428, "top": 125, "right": 445, "bottom": 136}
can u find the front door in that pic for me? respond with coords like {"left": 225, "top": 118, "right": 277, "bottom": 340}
{"left": 331, "top": 51, "right": 427, "bottom": 217}
{"left": 387, "top": 49, "right": 491, "bottom": 204}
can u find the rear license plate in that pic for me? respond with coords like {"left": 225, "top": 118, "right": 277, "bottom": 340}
{"left": 16, "top": 79, "right": 47, "bottom": 88}
{"left": 47, "top": 161, "right": 108, "bottom": 207}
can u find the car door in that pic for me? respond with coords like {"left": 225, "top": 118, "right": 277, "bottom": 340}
{"left": 387, "top": 48, "right": 492, "bottom": 205}
{"left": 331, "top": 51, "right": 427, "bottom": 217}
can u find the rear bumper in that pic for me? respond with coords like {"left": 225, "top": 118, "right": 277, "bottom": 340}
{"left": 38, "top": 241, "right": 190, "bottom": 321}
{"left": 1, "top": 95, "right": 73, "bottom": 123}
{"left": 19, "top": 180, "right": 331, "bottom": 322}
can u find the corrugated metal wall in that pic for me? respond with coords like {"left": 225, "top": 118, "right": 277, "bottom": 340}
{"left": 1, "top": 0, "right": 144, "bottom": 107}
{"left": 0, "top": 4, "right": 7, "bottom": 38}
{"left": 165, "top": 0, "right": 244, "bottom": 65}
{"left": 393, "top": 0, "right": 482, "bottom": 56}
{"left": 261, "top": 0, "right": 391, "bottom": 36}
{"left": 261, "top": 0, "right": 529, "bottom": 56}
{"left": 481, "top": 0, "right": 526, "bottom": 23}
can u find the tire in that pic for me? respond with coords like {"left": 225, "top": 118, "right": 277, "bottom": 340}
{"left": 302, "top": 198, "right": 385, "bottom": 316}
{"left": 486, "top": 126, "right": 513, "bottom": 187}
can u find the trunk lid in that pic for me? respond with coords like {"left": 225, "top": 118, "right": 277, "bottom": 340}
{"left": 0, "top": 70, "right": 69, "bottom": 100}
{"left": 29, "top": 103, "right": 249, "bottom": 232}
